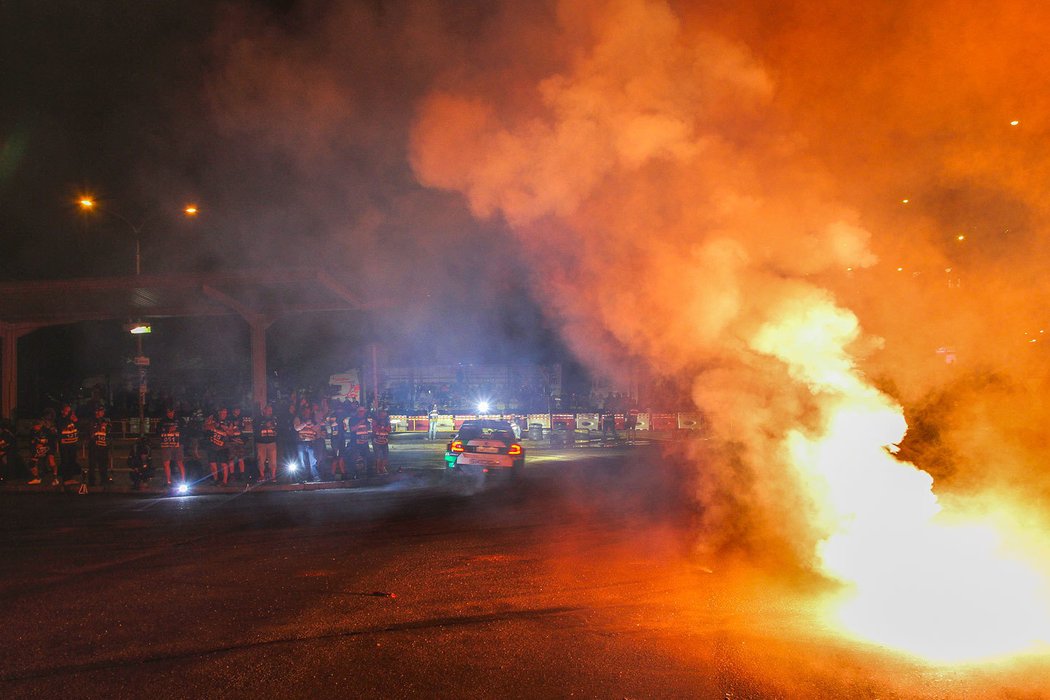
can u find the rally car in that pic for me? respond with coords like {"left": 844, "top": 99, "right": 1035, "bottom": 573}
{"left": 444, "top": 419, "right": 525, "bottom": 477}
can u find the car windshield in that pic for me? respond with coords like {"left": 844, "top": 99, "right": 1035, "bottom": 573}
{"left": 458, "top": 421, "right": 515, "bottom": 442}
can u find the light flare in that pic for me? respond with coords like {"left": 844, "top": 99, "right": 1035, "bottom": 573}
{"left": 755, "top": 297, "right": 1050, "bottom": 663}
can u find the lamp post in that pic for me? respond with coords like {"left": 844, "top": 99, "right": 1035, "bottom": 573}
{"left": 77, "top": 196, "right": 199, "bottom": 435}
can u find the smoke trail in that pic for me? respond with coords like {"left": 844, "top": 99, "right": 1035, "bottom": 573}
{"left": 186, "top": 0, "right": 1050, "bottom": 558}
{"left": 407, "top": 1, "right": 1050, "bottom": 659}
{"left": 410, "top": 0, "right": 886, "bottom": 558}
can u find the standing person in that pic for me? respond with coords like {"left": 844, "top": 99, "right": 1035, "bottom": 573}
{"left": 276, "top": 401, "right": 298, "bottom": 478}
{"left": 294, "top": 405, "right": 320, "bottom": 482}
{"left": 56, "top": 403, "right": 80, "bottom": 485}
{"left": 372, "top": 409, "right": 391, "bottom": 475}
{"left": 227, "top": 406, "right": 247, "bottom": 482}
{"left": 601, "top": 409, "right": 618, "bottom": 444}
{"left": 0, "top": 420, "right": 16, "bottom": 484}
{"left": 625, "top": 404, "right": 640, "bottom": 444}
{"left": 310, "top": 403, "right": 329, "bottom": 480}
{"left": 325, "top": 404, "right": 346, "bottom": 480}
{"left": 427, "top": 405, "right": 440, "bottom": 441}
{"left": 254, "top": 403, "right": 279, "bottom": 483}
{"left": 182, "top": 406, "right": 204, "bottom": 480}
{"left": 348, "top": 405, "right": 372, "bottom": 477}
{"left": 158, "top": 406, "right": 186, "bottom": 488}
{"left": 204, "top": 406, "right": 231, "bottom": 485}
{"left": 238, "top": 406, "right": 253, "bottom": 477}
{"left": 87, "top": 404, "right": 113, "bottom": 486}
{"left": 27, "top": 409, "right": 58, "bottom": 486}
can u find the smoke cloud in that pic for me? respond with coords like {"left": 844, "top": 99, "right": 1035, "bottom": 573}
{"left": 404, "top": 0, "right": 1050, "bottom": 559}
{"left": 47, "top": 0, "right": 1043, "bottom": 562}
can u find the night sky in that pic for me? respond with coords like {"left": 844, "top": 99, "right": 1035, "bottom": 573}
{"left": 1, "top": 0, "right": 566, "bottom": 403}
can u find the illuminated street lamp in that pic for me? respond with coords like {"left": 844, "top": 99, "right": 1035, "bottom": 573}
{"left": 77, "top": 195, "right": 198, "bottom": 434}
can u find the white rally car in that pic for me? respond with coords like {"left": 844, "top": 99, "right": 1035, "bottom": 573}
{"left": 444, "top": 419, "right": 525, "bottom": 477}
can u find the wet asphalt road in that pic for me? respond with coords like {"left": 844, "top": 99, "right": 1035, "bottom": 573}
{"left": 2, "top": 444, "right": 1049, "bottom": 699}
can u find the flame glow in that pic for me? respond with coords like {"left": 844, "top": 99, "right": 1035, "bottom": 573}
{"left": 403, "top": 0, "right": 1050, "bottom": 667}
{"left": 754, "top": 297, "right": 1050, "bottom": 662}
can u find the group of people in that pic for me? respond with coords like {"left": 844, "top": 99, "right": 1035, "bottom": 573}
{"left": 285, "top": 400, "right": 393, "bottom": 483}
{"left": 12, "top": 403, "right": 117, "bottom": 487}
{"left": 1, "top": 396, "right": 396, "bottom": 490}
{"left": 173, "top": 397, "right": 395, "bottom": 488}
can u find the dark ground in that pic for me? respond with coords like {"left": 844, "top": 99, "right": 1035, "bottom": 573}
{"left": 2, "top": 445, "right": 1049, "bottom": 699}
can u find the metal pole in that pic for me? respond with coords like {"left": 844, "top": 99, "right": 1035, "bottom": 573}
{"left": 134, "top": 233, "right": 145, "bottom": 436}
{"left": 137, "top": 334, "right": 145, "bottom": 436}
{"left": 371, "top": 343, "right": 379, "bottom": 412}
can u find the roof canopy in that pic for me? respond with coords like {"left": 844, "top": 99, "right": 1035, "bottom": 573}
{"left": 0, "top": 268, "right": 363, "bottom": 327}
{"left": 0, "top": 268, "right": 366, "bottom": 417}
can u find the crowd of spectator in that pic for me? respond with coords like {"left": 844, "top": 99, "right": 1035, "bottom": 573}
{"left": 0, "top": 392, "right": 396, "bottom": 490}
{"left": 0, "top": 375, "right": 681, "bottom": 489}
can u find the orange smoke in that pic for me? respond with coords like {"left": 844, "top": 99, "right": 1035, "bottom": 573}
{"left": 409, "top": 0, "right": 1050, "bottom": 662}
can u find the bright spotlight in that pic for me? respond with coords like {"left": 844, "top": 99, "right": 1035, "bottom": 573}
{"left": 477, "top": 401, "right": 491, "bottom": 414}
{"left": 287, "top": 461, "right": 299, "bottom": 472}
{"left": 176, "top": 484, "right": 189, "bottom": 495}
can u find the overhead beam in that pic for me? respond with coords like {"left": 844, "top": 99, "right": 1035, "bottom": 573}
{"left": 0, "top": 269, "right": 367, "bottom": 414}
{"left": 316, "top": 270, "right": 363, "bottom": 309}
{"left": 201, "top": 284, "right": 259, "bottom": 321}
{"left": 0, "top": 267, "right": 328, "bottom": 297}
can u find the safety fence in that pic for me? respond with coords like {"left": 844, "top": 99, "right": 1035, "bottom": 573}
{"left": 389, "top": 412, "right": 702, "bottom": 434}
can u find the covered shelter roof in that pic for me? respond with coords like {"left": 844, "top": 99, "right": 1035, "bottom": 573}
{"left": 0, "top": 267, "right": 364, "bottom": 327}
{"left": 0, "top": 268, "right": 367, "bottom": 417}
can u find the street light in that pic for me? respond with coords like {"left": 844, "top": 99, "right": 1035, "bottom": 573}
{"left": 77, "top": 195, "right": 199, "bottom": 434}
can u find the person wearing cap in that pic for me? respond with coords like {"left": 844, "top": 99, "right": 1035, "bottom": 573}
{"left": 27, "top": 409, "right": 58, "bottom": 486}
{"left": 158, "top": 406, "right": 186, "bottom": 488}
{"left": 56, "top": 403, "right": 80, "bottom": 485}
{"left": 87, "top": 404, "right": 113, "bottom": 486}
{"left": 372, "top": 409, "right": 392, "bottom": 476}
{"left": 204, "top": 406, "right": 232, "bottom": 485}
{"left": 254, "top": 403, "right": 279, "bottom": 482}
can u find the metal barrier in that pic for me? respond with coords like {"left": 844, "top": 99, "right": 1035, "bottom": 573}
{"left": 392, "top": 412, "right": 701, "bottom": 434}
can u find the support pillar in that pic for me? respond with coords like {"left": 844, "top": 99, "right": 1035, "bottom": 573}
{"left": 1, "top": 323, "right": 36, "bottom": 420}
{"left": 248, "top": 316, "right": 273, "bottom": 409}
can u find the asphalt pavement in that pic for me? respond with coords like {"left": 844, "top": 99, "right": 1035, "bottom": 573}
{"left": 2, "top": 444, "right": 1048, "bottom": 699}
{"left": 0, "top": 431, "right": 660, "bottom": 495}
